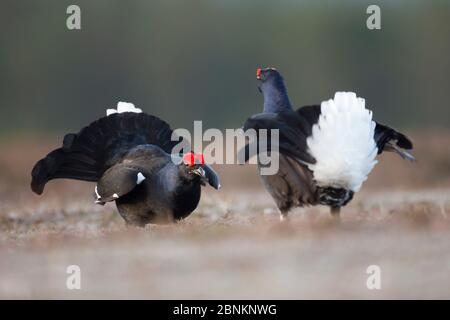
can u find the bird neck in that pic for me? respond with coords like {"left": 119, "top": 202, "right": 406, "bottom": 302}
{"left": 262, "top": 81, "right": 293, "bottom": 113}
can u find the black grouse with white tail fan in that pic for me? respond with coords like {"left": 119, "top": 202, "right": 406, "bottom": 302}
{"left": 31, "top": 102, "right": 220, "bottom": 226}
{"left": 240, "top": 68, "right": 414, "bottom": 219}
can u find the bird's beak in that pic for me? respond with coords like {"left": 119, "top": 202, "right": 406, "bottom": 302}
{"left": 192, "top": 166, "right": 206, "bottom": 178}
{"left": 256, "top": 68, "right": 261, "bottom": 80}
{"left": 192, "top": 166, "right": 210, "bottom": 186}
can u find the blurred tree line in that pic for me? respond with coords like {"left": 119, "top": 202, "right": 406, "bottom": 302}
{"left": 0, "top": 0, "right": 449, "bottom": 135}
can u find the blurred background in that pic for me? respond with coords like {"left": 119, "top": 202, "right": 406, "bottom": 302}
{"left": 0, "top": 0, "right": 450, "bottom": 188}
{"left": 1, "top": 0, "right": 450, "bottom": 189}
{"left": 1, "top": 0, "right": 449, "bottom": 134}
{"left": 1, "top": 0, "right": 450, "bottom": 299}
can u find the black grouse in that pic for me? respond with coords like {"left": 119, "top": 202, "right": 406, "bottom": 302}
{"left": 240, "top": 68, "right": 414, "bottom": 220}
{"left": 31, "top": 102, "right": 220, "bottom": 226}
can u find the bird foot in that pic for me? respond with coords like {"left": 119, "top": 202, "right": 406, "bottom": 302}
{"left": 330, "top": 206, "right": 341, "bottom": 217}
{"left": 329, "top": 206, "right": 342, "bottom": 225}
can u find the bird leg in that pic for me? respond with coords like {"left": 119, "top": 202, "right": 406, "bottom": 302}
{"left": 280, "top": 210, "right": 289, "bottom": 222}
{"left": 330, "top": 206, "right": 341, "bottom": 218}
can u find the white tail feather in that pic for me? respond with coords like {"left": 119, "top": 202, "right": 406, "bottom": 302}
{"left": 306, "top": 92, "right": 378, "bottom": 192}
{"left": 106, "top": 102, "right": 142, "bottom": 116}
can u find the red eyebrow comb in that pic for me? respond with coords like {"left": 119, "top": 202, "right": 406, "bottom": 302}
{"left": 256, "top": 68, "right": 261, "bottom": 79}
{"left": 182, "top": 152, "right": 205, "bottom": 167}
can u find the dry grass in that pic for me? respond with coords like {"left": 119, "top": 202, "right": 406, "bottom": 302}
{"left": 0, "top": 132, "right": 450, "bottom": 299}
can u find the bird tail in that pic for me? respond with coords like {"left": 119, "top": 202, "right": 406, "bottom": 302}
{"left": 374, "top": 123, "right": 415, "bottom": 161}
{"left": 306, "top": 92, "right": 379, "bottom": 192}
{"left": 31, "top": 102, "right": 180, "bottom": 195}
{"left": 31, "top": 145, "right": 100, "bottom": 195}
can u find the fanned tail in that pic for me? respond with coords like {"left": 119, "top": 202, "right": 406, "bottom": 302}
{"left": 31, "top": 144, "right": 101, "bottom": 195}
{"left": 306, "top": 92, "right": 378, "bottom": 192}
{"left": 374, "top": 123, "right": 414, "bottom": 161}
{"left": 31, "top": 104, "right": 181, "bottom": 195}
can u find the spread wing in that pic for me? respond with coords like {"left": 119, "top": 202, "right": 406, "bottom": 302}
{"left": 239, "top": 109, "right": 318, "bottom": 165}
{"left": 239, "top": 106, "right": 322, "bottom": 209}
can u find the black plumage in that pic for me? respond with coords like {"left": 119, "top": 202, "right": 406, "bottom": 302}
{"left": 241, "top": 67, "right": 414, "bottom": 219}
{"left": 31, "top": 110, "right": 220, "bottom": 226}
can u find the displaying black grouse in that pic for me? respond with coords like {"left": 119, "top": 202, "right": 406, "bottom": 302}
{"left": 31, "top": 102, "right": 220, "bottom": 226}
{"left": 240, "top": 68, "right": 414, "bottom": 220}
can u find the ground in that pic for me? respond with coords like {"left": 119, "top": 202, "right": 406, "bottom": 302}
{"left": 0, "top": 132, "right": 449, "bottom": 299}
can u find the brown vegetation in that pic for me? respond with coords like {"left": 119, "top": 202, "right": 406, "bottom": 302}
{"left": 0, "top": 132, "right": 449, "bottom": 299}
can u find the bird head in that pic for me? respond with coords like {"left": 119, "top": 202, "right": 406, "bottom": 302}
{"left": 256, "top": 67, "right": 280, "bottom": 81}
{"left": 180, "top": 152, "right": 221, "bottom": 189}
{"left": 182, "top": 152, "right": 205, "bottom": 176}
{"left": 256, "top": 67, "right": 292, "bottom": 113}
{"left": 256, "top": 67, "right": 284, "bottom": 92}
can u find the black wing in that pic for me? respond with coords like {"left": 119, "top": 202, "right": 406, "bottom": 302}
{"left": 239, "top": 106, "right": 321, "bottom": 210}
{"left": 94, "top": 164, "right": 146, "bottom": 204}
{"left": 239, "top": 108, "right": 319, "bottom": 165}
